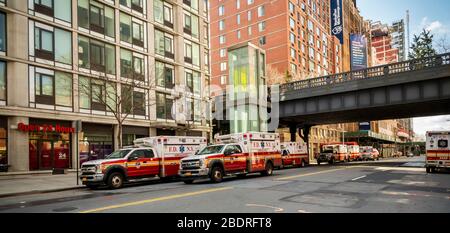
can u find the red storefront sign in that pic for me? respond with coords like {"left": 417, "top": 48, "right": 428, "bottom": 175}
{"left": 18, "top": 123, "right": 75, "bottom": 134}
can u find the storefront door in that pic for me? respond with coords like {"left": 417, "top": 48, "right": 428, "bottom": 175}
{"left": 29, "top": 140, "right": 71, "bottom": 170}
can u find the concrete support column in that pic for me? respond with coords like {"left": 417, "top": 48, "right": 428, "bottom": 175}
{"left": 71, "top": 121, "right": 78, "bottom": 169}
{"left": 8, "top": 117, "right": 29, "bottom": 171}
{"left": 149, "top": 128, "right": 157, "bottom": 137}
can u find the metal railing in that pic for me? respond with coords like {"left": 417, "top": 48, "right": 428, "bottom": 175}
{"left": 280, "top": 53, "right": 450, "bottom": 94}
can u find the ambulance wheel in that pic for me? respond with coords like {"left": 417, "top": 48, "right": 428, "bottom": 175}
{"left": 329, "top": 158, "right": 335, "bottom": 165}
{"left": 183, "top": 179, "right": 194, "bottom": 184}
{"left": 210, "top": 166, "right": 224, "bottom": 183}
{"left": 107, "top": 172, "right": 124, "bottom": 189}
{"left": 261, "top": 162, "right": 274, "bottom": 176}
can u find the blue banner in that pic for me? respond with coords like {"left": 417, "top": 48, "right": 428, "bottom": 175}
{"left": 331, "top": 0, "right": 344, "bottom": 44}
{"left": 359, "top": 122, "right": 371, "bottom": 131}
{"left": 350, "top": 34, "right": 368, "bottom": 70}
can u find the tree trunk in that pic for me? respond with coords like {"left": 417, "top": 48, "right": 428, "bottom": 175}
{"left": 118, "top": 122, "right": 123, "bottom": 149}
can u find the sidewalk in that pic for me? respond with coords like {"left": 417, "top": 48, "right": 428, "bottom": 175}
{"left": 0, "top": 172, "right": 84, "bottom": 198}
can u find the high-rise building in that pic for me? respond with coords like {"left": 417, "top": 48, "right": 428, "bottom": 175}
{"left": 0, "top": 0, "right": 211, "bottom": 171}
{"left": 210, "top": 0, "right": 343, "bottom": 89}
{"left": 390, "top": 19, "right": 406, "bottom": 61}
{"left": 370, "top": 21, "right": 400, "bottom": 65}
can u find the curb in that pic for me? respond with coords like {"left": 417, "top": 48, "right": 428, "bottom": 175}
{"left": 0, "top": 186, "right": 86, "bottom": 199}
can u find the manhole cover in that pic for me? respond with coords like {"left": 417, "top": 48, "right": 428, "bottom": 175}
{"left": 52, "top": 207, "right": 78, "bottom": 212}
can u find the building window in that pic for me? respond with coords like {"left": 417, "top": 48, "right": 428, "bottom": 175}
{"left": 154, "top": 0, "right": 173, "bottom": 28}
{"left": 247, "top": 0, "right": 254, "bottom": 5}
{"left": 237, "top": 30, "right": 241, "bottom": 39}
{"left": 156, "top": 92, "right": 174, "bottom": 120}
{"left": 155, "top": 61, "right": 174, "bottom": 89}
{"left": 289, "top": 1, "right": 295, "bottom": 13}
{"left": 290, "top": 32, "right": 295, "bottom": 44}
{"left": 185, "top": 70, "right": 201, "bottom": 95}
{"left": 219, "top": 35, "right": 225, "bottom": 44}
{"left": 289, "top": 17, "right": 295, "bottom": 29}
{"left": 220, "top": 49, "right": 226, "bottom": 58}
{"left": 259, "top": 36, "right": 266, "bottom": 45}
{"left": 219, "top": 20, "right": 225, "bottom": 31}
{"left": 78, "top": 0, "right": 115, "bottom": 38}
{"left": 218, "top": 5, "right": 224, "bottom": 16}
{"left": 120, "top": 49, "right": 144, "bottom": 81}
{"left": 236, "top": 0, "right": 240, "bottom": 9}
{"left": 79, "top": 76, "right": 115, "bottom": 111}
{"left": 78, "top": 36, "right": 116, "bottom": 74}
{"left": 35, "top": 71, "right": 72, "bottom": 107}
{"left": 0, "top": 12, "right": 6, "bottom": 52}
{"left": 247, "top": 11, "right": 251, "bottom": 21}
{"left": 220, "top": 62, "right": 227, "bottom": 71}
{"left": 258, "top": 21, "right": 266, "bottom": 32}
{"left": 155, "top": 29, "right": 174, "bottom": 59}
{"left": 120, "top": 0, "right": 144, "bottom": 13}
{"left": 33, "top": 25, "right": 73, "bottom": 65}
{"left": 237, "top": 14, "right": 241, "bottom": 25}
{"left": 183, "top": 0, "right": 199, "bottom": 11}
{"left": 220, "top": 75, "right": 227, "bottom": 85}
{"left": 0, "top": 61, "right": 6, "bottom": 101}
{"left": 121, "top": 85, "right": 146, "bottom": 116}
{"left": 34, "top": 27, "right": 54, "bottom": 60}
{"left": 248, "top": 26, "right": 252, "bottom": 36}
{"left": 257, "top": 6, "right": 265, "bottom": 17}
{"left": 33, "top": 0, "right": 72, "bottom": 23}
{"left": 290, "top": 48, "right": 296, "bottom": 59}
{"left": 120, "top": 13, "right": 145, "bottom": 47}
{"left": 183, "top": 12, "right": 199, "bottom": 38}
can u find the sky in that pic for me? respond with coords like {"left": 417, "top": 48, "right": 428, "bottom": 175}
{"left": 357, "top": 0, "right": 450, "bottom": 138}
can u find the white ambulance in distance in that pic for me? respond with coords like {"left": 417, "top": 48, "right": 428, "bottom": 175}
{"left": 426, "top": 131, "right": 450, "bottom": 173}
{"left": 280, "top": 142, "right": 309, "bottom": 168}
{"left": 179, "top": 132, "right": 282, "bottom": 184}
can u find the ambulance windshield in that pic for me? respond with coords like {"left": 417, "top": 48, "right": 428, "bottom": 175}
{"left": 197, "top": 145, "right": 225, "bottom": 155}
{"left": 106, "top": 149, "right": 132, "bottom": 159}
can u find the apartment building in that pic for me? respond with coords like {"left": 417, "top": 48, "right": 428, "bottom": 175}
{"left": 0, "top": 0, "right": 211, "bottom": 171}
{"left": 210, "top": 0, "right": 343, "bottom": 90}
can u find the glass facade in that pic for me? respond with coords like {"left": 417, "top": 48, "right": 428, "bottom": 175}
{"left": 0, "top": 61, "right": 5, "bottom": 101}
{"left": 227, "top": 45, "right": 268, "bottom": 133}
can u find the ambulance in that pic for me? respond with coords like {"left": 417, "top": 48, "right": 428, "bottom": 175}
{"left": 317, "top": 143, "right": 349, "bottom": 165}
{"left": 426, "top": 131, "right": 450, "bottom": 173}
{"left": 80, "top": 136, "right": 207, "bottom": 189}
{"left": 346, "top": 142, "right": 361, "bottom": 161}
{"left": 179, "top": 132, "right": 282, "bottom": 184}
{"left": 280, "top": 142, "right": 309, "bottom": 168}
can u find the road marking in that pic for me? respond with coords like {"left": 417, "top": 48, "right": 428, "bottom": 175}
{"left": 276, "top": 166, "right": 362, "bottom": 181}
{"left": 297, "top": 210, "right": 311, "bottom": 213}
{"left": 351, "top": 175, "right": 366, "bottom": 181}
{"left": 246, "top": 204, "right": 284, "bottom": 212}
{"left": 375, "top": 167, "right": 425, "bottom": 172}
{"left": 79, "top": 187, "right": 233, "bottom": 213}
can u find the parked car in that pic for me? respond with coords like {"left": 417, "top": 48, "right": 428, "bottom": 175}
{"left": 406, "top": 151, "right": 414, "bottom": 157}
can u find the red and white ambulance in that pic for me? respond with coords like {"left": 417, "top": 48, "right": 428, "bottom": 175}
{"left": 280, "top": 142, "right": 309, "bottom": 168}
{"left": 317, "top": 143, "right": 349, "bottom": 165}
{"left": 80, "top": 136, "right": 206, "bottom": 189}
{"left": 179, "top": 132, "right": 282, "bottom": 184}
{"left": 426, "top": 131, "right": 450, "bottom": 173}
{"left": 346, "top": 142, "right": 361, "bottom": 161}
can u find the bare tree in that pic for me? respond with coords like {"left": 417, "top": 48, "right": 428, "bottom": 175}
{"left": 436, "top": 36, "right": 450, "bottom": 53}
{"left": 78, "top": 66, "right": 157, "bottom": 149}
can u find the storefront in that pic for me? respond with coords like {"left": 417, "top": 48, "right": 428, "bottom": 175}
{"left": 22, "top": 119, "right": 74, "bottom": 171}
{"left": 79, "top": 123, "right": 114, "bottom": 165}
{"left": 122, "top": 125, "right": 149, "bottom": 146}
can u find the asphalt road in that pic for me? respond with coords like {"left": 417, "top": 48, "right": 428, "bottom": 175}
{"left": 0, "top": 156, "right": 449, "bottom": 213}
